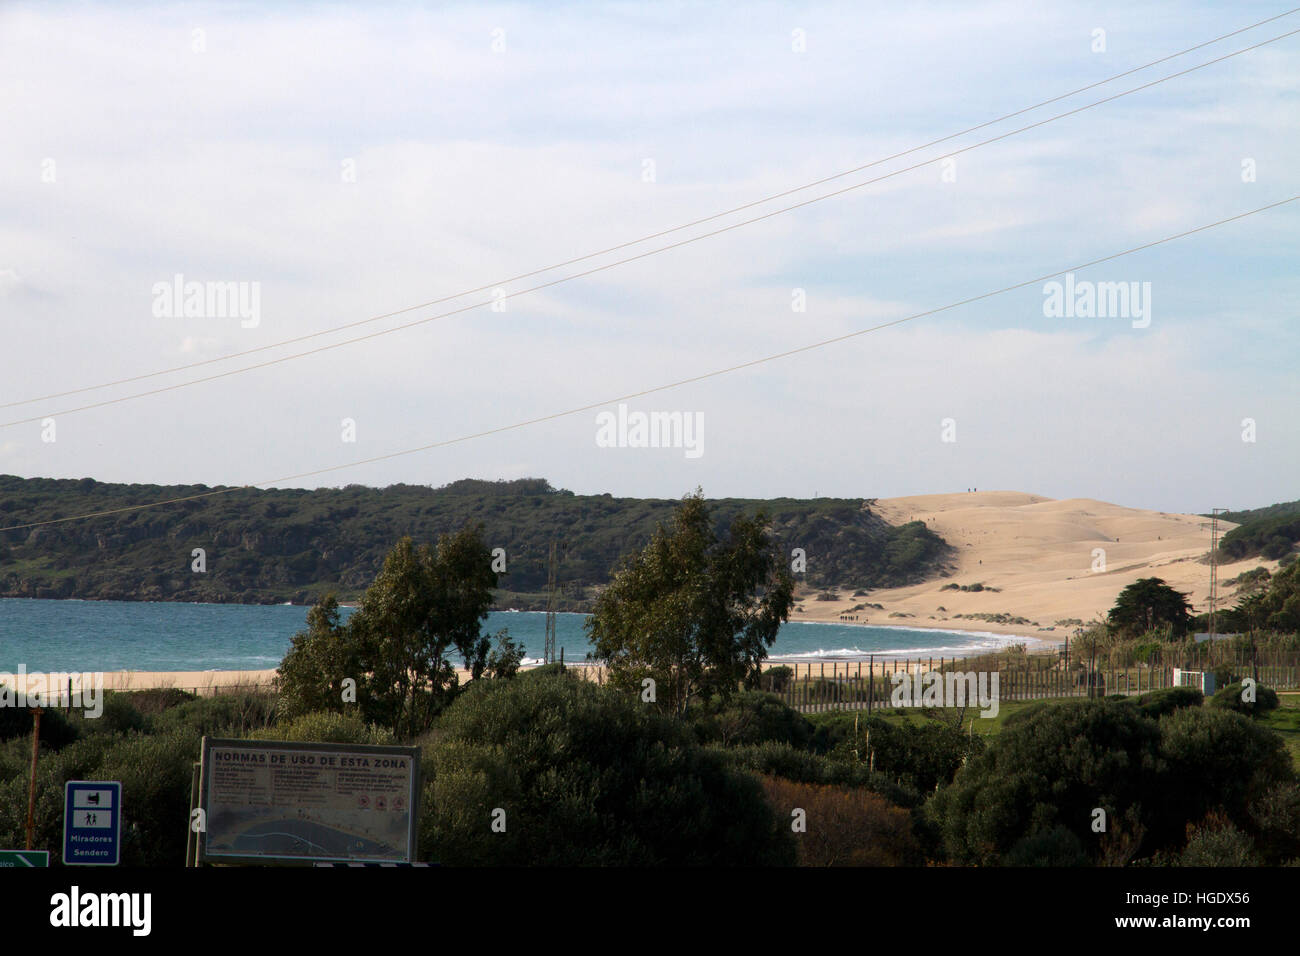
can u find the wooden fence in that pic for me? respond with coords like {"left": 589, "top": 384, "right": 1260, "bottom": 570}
{"left": 761, "top": 650, "right": 1300, "bottom": 714}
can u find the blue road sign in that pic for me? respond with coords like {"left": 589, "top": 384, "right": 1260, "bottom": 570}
{"left": 63, "top": 781, "right": 121, "bottom": 866}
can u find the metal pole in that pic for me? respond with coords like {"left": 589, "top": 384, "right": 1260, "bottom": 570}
{"left": 186, "top": 762, "right": 201, "bottom": 867}
{"left": 26, "top": 708, "right": 43, "bottom": 851}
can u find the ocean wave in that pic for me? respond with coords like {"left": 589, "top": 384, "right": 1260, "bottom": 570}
{"left": 768, "top": 633, "right": 1027, "bottom": 662}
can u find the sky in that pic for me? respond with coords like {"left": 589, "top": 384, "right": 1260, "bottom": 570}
{"left": 1, "top": 1, "right": 1297, "bottom": 515}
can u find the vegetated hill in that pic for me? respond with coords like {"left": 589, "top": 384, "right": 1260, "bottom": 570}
{"left": 1214, "top": 499, "right": 1300, "bottom": 562}
{"left": 0, "top": 476, "right": 951, "bottom": 606}
{"left": 1192, "top": 559, "right": 1300, "bottom": 634}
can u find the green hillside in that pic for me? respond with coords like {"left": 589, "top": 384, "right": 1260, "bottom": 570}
{"left": 0, "top": 476, "right": 952, "bottom": 607}
{"left": 1214, "top": 498, "right": 1300, "bottom": 562}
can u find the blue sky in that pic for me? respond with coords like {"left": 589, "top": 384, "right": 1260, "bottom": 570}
{"left": 1, "top": 1, "right": 1297, "bottom": 514}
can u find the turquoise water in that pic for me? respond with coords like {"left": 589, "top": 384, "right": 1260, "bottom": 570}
{"left": 0, "top": 598, "right": 1023, "bottom": 672}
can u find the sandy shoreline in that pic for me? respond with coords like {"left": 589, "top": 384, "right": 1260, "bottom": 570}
{"left": 96, "top": 642, "right": 1034, "bottom": 697}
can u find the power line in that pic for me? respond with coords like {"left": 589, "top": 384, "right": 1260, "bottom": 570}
{"left": 4, "top": 9, "right": 1297, "bottom": 412}
{"left": 5, "top": 26, "right": 1298, "bottom": 432}
{"left": 2, "top": 194, "right": 1292, "bottom": 535}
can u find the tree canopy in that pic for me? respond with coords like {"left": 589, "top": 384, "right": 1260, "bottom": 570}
{"left": 1107, "top": 577, "right": 1194, "bottom": 637}
{"left": 276, "top": 526, "right": 522, "bottom": 736}
{"left": 586, "top": 490, "right": 795, "bottom": 716}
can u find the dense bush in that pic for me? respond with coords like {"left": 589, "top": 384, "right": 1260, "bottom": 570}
{"left": 421, "top": 671, "right": 795, "bottom": 865}
{"left": 96, "top": 731, "right": 202, "bottom": 866}
{"left": 246, "top": 710, "right": 395, "bottom": 745}
{"left": 928, "top": 698, "right": 1297, "bottom": 865}
{"left": 687, "top": 690, "right": 813, "bottom": 749}
{"left": 1134, "top": 686, "right": 1203, "bottom": 720}
{"left": 822, "top": 715, "right": 982, "bottom": 794}
{"left": 1248, "top": 782, "right": 1300, "bottom": 865}
{"left": 759, "top": 776, "right": 920, "bottom": 866}
{"left": 80, "top": 693, "right": 148, "bottom": 736}
{"left": 0, "top": 698, "right": 78, "bottom": 749}
{"left": 715, "top": 741, "right": 921, "bottom": 808}
{"left": 1155, "top": 706, "right": 1293, "bottom": 850}
{"left": 1209, "top": 682, "right": 1280, "bottom": 717}
{"left": 1180, "top": 816, "right": 1261, "bottom": 867}
{"left": 1002, "top": 825, "right": 1089, "bottom": 867}
{"left": 926, "top": 699, "right": 1165, "bottom": 865}
{"left": 151, "top": 692, "right": 278, "bottom": 737}
{"left": 761, "top": 666, "right": 794, "bottom": 694}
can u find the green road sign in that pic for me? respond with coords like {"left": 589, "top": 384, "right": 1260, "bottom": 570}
{"left": 0, "top": 850, "right": 50, "bottom": 867}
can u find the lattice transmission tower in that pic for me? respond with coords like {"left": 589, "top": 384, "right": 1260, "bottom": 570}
{"left": 543, "top": 540, "right": 558, "bottom": 664}
{"left": 1209, "top": 507, "right": 1226, "bottom": 637}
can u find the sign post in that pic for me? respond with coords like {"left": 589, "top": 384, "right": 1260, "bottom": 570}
{"left": 63, "top": 781, "right": 122, "bottom": 866}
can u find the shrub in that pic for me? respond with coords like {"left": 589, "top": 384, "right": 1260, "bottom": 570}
{"left": 247, "top": 710, "right": 395, "bottom": 745}
{"left": 759, "top": 776, "right": 920, "bottom": 865}
{"left": 518, "top": 662, "right": 567, "bottom": 680}
{"left": 1213, "top": 664, "right": 1237, "bottom": 690}
{"left": 152, "top": 692, "right": 278, "bottom": 737}
{"left": 1002, "top": 825, "right": 1089, "bottom": 867}
{"left": 716, "top": 741, "right": 921, "bottom": 808}
{"left": 80, "top": 693, "right": 147, "bottom": 736}
{"left": 925, "top": 699, "right": 1164, "bottom": 865}
{"left": 819, "top": 715, "right": 981, "bottom": 794}
{"left": 1156, "top": 706, "right": 1293, "bottom": 849}
{"left": 1135, "top": 686, "right": 1203, "bottom": 720}
{"left": 760, "top": 666, "right": 794, "bottom": 694}
{"left": 1209, "top": 682, "right": 1280, "bottom": 717}
{"left": 0, "top": 700, "right": 78, "bottom": 750}
{"left": 1248, "top": 782, "right": 1300, "bottom": 865}
{"left": 721, "top": 741, "right": 836, "bottom": 784}
{"left": 114, "top": 688, "right": 197, "bottom": 717}
{"left": 421, "top": 671, "right": 795, "bottom": 865}
{"left": 929, "top": 698, "right": 1296, "bottom": 865}
{"left": 1180, "top": 815, "right": 1261, "bottom": 867}
{"left": 95, "top": 731, "right": 202, "bottom": 867}
{"left": 688, "top": 690, "right": 813, "bottom": 748}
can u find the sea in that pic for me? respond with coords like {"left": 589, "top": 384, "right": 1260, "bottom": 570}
{"left": 0, "top": 598, "right": 1026, "bottom": 672}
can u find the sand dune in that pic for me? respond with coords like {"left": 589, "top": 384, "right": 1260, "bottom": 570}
{"left": 792, "top": 491, "right": 1277, "bottom": 646}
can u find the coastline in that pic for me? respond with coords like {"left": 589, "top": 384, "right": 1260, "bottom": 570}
{"left": 90, "top": 617, "right": 1046, "bottom": 693}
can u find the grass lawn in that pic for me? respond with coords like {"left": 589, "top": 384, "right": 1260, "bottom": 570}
{"left": 1260, "top": 692, "right": 1300, "bottom": 770}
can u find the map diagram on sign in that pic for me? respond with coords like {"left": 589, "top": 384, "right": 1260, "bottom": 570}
{"left": 204, "top": 745, "right": 415, "bottom": 862}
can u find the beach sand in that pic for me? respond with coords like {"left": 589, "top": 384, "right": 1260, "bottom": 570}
{"left": 102, "top": 659, "right": 969, "bottom": 692}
